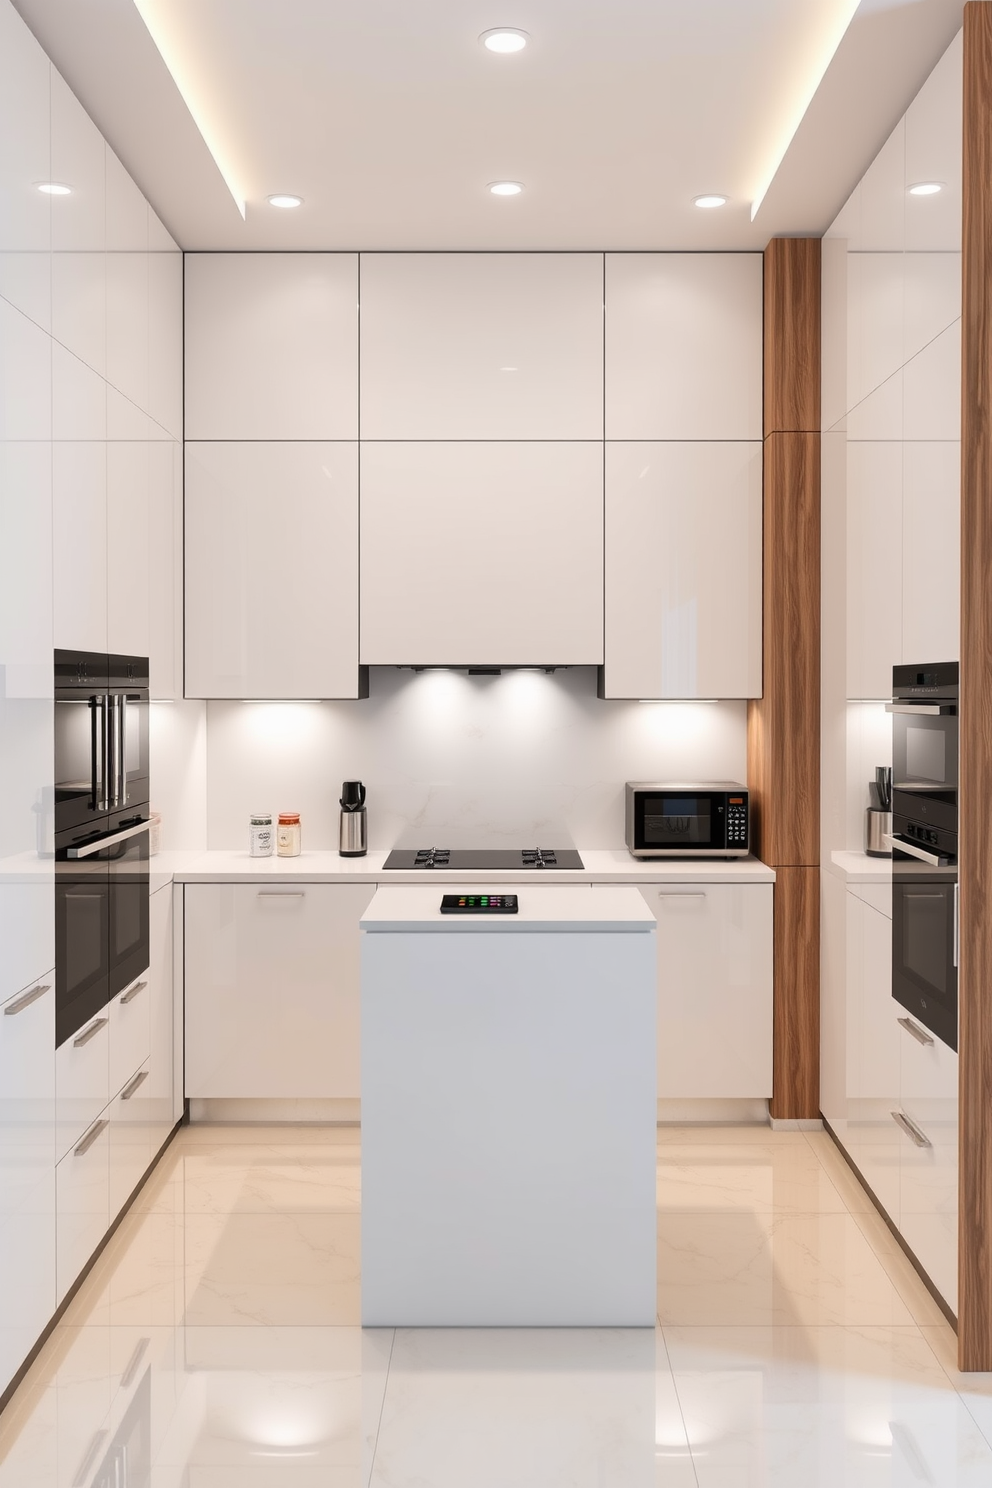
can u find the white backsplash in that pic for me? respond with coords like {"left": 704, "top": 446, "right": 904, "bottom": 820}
{"left": 194, "top": 667, "right": 746, "bottom": 851}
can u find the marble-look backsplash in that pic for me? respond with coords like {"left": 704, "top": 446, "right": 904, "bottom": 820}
{"left": 189, "top": 667, "right": 747, "bottom": 851}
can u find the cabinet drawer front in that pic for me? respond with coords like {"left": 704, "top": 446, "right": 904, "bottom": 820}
{"left": 55, "top": 1013, "right": 111, "bottom": 1162}
{"left": 185, "top": 883, "right": 375, "bottom": 1098}
{"left": 109, "top": 969, "right": 150, "bottom": 1097}
{"left": 56, "top": 1117, "right": 110, "bottom": 1304}
{"left": 109, "top": 1062, "right": 152, "bottom": 1221}
{"left": 0, "top": 974, "right": 55, "bottom": 1218}
{"left": 0, "top": 1173, "right": 56, "bottom": 1395}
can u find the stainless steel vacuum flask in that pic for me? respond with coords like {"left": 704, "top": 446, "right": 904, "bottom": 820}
{"left": 339, "top": 780, "right": 367, "bottom": 857}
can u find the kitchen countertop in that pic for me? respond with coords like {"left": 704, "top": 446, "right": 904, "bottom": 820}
{"left": 828, "top": 849, "right": 893, "bottom": 883}
{"left": 154, "top": 848, "right": 775, "bottom": 885}
{"left": 361, "top": 884, "right": 658, "bottom": 932}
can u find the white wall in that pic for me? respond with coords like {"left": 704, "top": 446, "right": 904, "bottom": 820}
{"left": 203, "top": 669, "right": 746, "bottom": 850}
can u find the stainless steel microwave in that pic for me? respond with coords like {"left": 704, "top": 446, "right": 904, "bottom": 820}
{"left": 625, "top": 783, "right": 750, "bottom": 858}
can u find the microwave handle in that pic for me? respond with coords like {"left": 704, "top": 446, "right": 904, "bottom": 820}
{"left": 885, "top": 702, "right": 956, "bottom": 716}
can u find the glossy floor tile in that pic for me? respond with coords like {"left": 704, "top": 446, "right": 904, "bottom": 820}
{"left": 0, "top": 1122, "right": 990, "bottom": 1487}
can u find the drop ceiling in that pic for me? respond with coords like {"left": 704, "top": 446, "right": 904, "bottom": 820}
{"left": 13, "top": 0, "right": 964, "bottom": 251}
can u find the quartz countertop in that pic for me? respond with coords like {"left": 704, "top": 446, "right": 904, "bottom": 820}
{"left": 828, "top": 849, "right": 893, "bottom": 883}
{"left": 361, "top": 884, "right": 657, "bottom": 933}
{"left": 154, "top": 848, "right": 775, "bottom": 886}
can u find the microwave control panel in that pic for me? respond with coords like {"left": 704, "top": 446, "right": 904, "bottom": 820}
{"left": 727, "top": 798, "right": 748, "bottom": 846}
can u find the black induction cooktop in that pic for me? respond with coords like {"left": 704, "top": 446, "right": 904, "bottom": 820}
{"left": 382, "top": 847, "right": 584, "bottom": 870}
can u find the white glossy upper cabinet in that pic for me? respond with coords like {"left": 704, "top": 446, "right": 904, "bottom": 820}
{"left": 148, "top": 440, "right": 181, "bottom": 699}
{"left": 359, "top": 254, "right": 603, "bottom": 439}
{"left": 902, "top": 440, "right": 959, "bottom": 666}
{"left": 184, "top": 254, "right": 358, "bottom": 439}
{"left": 360, "top": 442, "right": 604, "bottom": 666}
{"left": 0, "top": 0, "right": 51, "bottom": 331}
{"left": 106, "top": 441, "right": 150, "bottom": 658}
{"left": 904, "top": 30, "right": 961, "bottom": 254}
{"left": 50, "top": 71, "right": 106, "bottom": 379}
{"left": 846, "top": 440, "right": 902, "bottom": 699}
{"left": 602, "top": 442, "right": 761, "bottom": 698}
{"left": 605, "top": 255, "right": 762, "bottom": 440}
{"left": 106, "top": 151, "right": 148, "bottom": 414}
{"left": 185, "top": 441, "right": 362, "bottom": 697}
{"left": 147, "top": 212, "right": 182, "bottom": 440}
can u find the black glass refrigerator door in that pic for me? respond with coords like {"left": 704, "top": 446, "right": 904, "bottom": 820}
{"left": 108, "top": 819, "right": 150, "bottom": 996}
{"left": 55, "top": 853, "right": 111, "bottom": 1047}
{"left": 892, "top": 860, "right": 958, "bottom": 1051}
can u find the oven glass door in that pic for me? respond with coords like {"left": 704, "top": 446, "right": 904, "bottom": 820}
{"left": 892, "top": 711, "right": 958, "bottom": 797}
{"left": 109, "top": 821, "right": 149, "bottom": 995}
{"left": 55, "top": 853, "right": 110, "bottom": 1047}
{"left": 636, "top": 793, "right": 726, "bottom": 852}
{"left": 892, "top": 857, "right": 957, "bottom": 1051}
{"left": 54, "top": 693, "right": 108, "bottom": 834}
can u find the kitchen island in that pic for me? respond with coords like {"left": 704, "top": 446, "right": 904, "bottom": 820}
{"left": 359, "top": 884, "right": 657, "bottom": 1327}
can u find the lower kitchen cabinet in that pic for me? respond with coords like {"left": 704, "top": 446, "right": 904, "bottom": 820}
{"left": 147, "top": 883, "right": 176, "bottom": 1154}
{"left": 845, "top": 891, "right": 901, "bottom": 1222}
{"left": 109, "top": 1062, "right": 151, "bottom": 1220}
{"left": 896, "top": 1012, "right": 958, "bottom": 1313}
{"left": 636, "top": 883, "right": 773, "bottom": 1099}
{"left": 184, "top": 882, "right": 377, "bottom": 1098}
{"left": 56, "top": 1113, "right": 110, "bottom": 1305}
{"left": 0, "top": 974, "right": 56, "bottom": 1398}
{"left": 55, "top": 1008, "right": 111, "bottom": 1166}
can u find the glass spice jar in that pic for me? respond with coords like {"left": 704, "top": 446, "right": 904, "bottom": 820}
{"left": 249, "top": 812, "right": 274, "bottom": 857}
{"left": 277, "top": 812, "right": 302, "bottom": 857}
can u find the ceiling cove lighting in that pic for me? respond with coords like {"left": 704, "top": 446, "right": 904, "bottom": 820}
{"left": 480, "top": 28, "right": 529, "bottom": 53}
{"left": 267, "top": 194, "right": 303, "bottom": 209}
{"left": 749, "top": 0, "right": 861, "bottom": 222}
{"left": 36, "top": 182, "right": 71, "bottom": 195}
{"left": 489, "top": 181, "right": 523, "bottom": 196}
{"left": 909, "top": 181, "right": 944, "bottom": 196}
{"left": 693, "top": 194, "right": 727, "bottom": 209}
{"left": 131, "top": 0, "right": 247, "bottom": 218}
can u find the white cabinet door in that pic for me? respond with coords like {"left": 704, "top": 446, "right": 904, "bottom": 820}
{"left": 184, "top": 253, "right": 359, "bottom": 439}
{"left": 637, "top": 883, "right": 772, "bottom": 1100}
{"left": 148, "top": 246, "right": 183, "bottom": 440}
{"left": 902, "top": 440, "right": 959, "bottom": 666}
{"left": 50, "top": 71, "right": 106, "bottom": 377}
{"left": 185, "top": 883, "right": 376, "bottom": 1098}
{"left": 148, "top": 440, "right": 181, "bottom": 700}
{"left": 106, "top": 151, "right": 149, "bottom": 413}
{"left": 360, "top": 442, "right": 604, "bottom": 666}
{"left": 109, "top": 969, "right": 151, "bottom": 1099}
{"left": 603, "top": 442, "right": 762, "bottom": 698}
{"left": 605, "top": 254, "right": 762, "bottom": 440}
{"left": 359, "top": 253, "right": 604, "bottom": 439}
{"left": 0, "top": 423, "right": 54, "bottom": 1004}
{"left": 846, "top": 893, "right": 900, "bottom": 1223}
{"left": 0, "top": 0, "right": 51, "bottom": 332}
{"left": 55, "top": 1010, "right": 110, "bottom": 1164}
{"left": 53, "top": 440, "right": 108, "bottom": 654}
{"left": 846, "top": 441, "right": 902, "bottom": 699}
{"left": 0, "top": 975, "right": 55, "bottom": 1397}
{"left": 185, "top": 441, "right": 361, "bottom": 698}
{"left": 896, "top": 1014, "right": 958, "bottom": 1312}
{"left": 56, "top": 1112, "right": 110, "bottom": 1304}
{"left": 147, "top": 884, "right": 175, "bottom": 1155}
{"left": 106, "top": 441, "right": 151, "bottom": 658}
{"left": 109, "top": 1061, "right": 151, "bottom": 1221}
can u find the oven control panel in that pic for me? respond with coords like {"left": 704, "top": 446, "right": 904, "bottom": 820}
{"left": 727, "top": 799, "right": 748, "bottom": 847}
{"left": 440, "top": 894, "right": 518, "bottom": 914}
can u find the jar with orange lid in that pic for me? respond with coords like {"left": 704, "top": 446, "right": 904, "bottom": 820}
{"left": 276, "top": 812, "right": 302, "bottom": 857}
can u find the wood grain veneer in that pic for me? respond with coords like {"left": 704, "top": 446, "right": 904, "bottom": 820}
{"left": 749, "top": 237, "right": 821, "bottom": 1122}
{"left": 958, "top": 0, "right": 992, "bottom": 1374}
{"left": 764, "top": 239, "right": 822, "bottom": 437}
{"left": 770, "top": 867, "right": 820, "bottom": 1120}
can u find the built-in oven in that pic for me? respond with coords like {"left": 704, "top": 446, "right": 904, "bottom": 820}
{"left": 55, "top": 810, "right": 150, "bottom": 1047}
{"left": 887, "top": 662, "right": 958, "bottom": 1051}
{"left": 55, "top": 651, "right": 149, "bottom": 837}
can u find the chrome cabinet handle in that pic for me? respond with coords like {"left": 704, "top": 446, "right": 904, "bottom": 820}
{"left": 4, "top": 982, "right": 51, "bottom": 1016}
{"left": 954, "top": 883, "right": 960, "bottom": 969}
{"left": 120, "top": 1336, "right": 150, "bottom": 1389}
{"left": 110, "top": 694, "right": 121, "bottom": 808}
{"left": 657, "top": 891, "right": 707, "bottom": 898}
{"left": 257, "top": 889, "right": 306, "bottom": 897}
{"left": 888, "top": 835, "right": 950, "bottom": 867}
{"left": 885, "top": 702, "right": 956, "bottom": 715}
{"left": 897, "top": 1016, "right": 934, "bottom": 1047}
{"left": 120, "top": 694, "right": 128, "bottom": 806}
{"left": 74, "top": 1117, "right": 109, "bottom": 1157}
{"left": 72, "top": 1428, "right": 108, "bottom": 1488}
{"left": 891, "top": 1110, "right": 933, "bottom": 1149}
{"left": 68, "top": 819, "right": 150, "bottom": 858}
{"left": 73, "top": 1015, "right": 109, "bottom": 1047}
{"left": 121, "top": 1070, "right": 149, "bottom": 1101}
{"left": 120, "top": 979, "right": 147, "bottom": 1005}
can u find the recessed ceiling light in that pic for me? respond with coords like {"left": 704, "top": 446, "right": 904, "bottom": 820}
{"left": 480, "top": 28, "right": 529, "bottom": 53}
{"left": 908, "top": 181, "right": 943, "bottom": 196}
{"left": 694, "top": 194, "right": 728, "bottom": 209}
{"left": 267, "top": 193, "right": 303, "bottom": 209}
{"left": 489, "top": 181, "right": 523, "bottom": 196}
{"left": 36, "top": 182, "right": 71, "bottom": 196}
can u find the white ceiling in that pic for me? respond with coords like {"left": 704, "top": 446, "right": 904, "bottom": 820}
{"left": 13, "top": 0, "right": 964, "bottom": 251}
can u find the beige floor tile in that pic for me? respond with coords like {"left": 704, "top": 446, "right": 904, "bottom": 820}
{"left": 658, "top": 1142, "right": 850, "bottom": 1215}
{"left": 657, "top": 1123, "right": 806, "bottom": 1147}
{"left": 133, "top": 1146, "right": 361, "bottom": 1217}
{"left": 657, "top": 1210, "right": 917, "bottom": 1328}
{"left": 801, "top": 1130, "right": 877, "bottom": 1213}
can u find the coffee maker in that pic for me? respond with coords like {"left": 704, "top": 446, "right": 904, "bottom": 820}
{"left": 339, "top": 781, "right": 367, "bottom": 857}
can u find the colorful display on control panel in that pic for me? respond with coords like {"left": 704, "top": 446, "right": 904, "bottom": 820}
{"left": 440, "top": 894, "right": 519, "bottom": 914}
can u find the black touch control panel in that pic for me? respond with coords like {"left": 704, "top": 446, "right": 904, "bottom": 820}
{"left": 440, "top": 894, "right": 519, "bottom": 914}
{"left": 727, "top": 798, "right": 748, "bottom": 848}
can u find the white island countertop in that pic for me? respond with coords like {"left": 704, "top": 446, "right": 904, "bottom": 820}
{"left": 157, "top": 848, "right": 775, "bottom": 886}
{"left": 361, "top": 884, "right": 657, "bottom": 933}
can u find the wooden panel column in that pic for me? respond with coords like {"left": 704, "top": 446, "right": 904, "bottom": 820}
{"left": 747, "top": 238, "right": 821, "bottom": 1121}
{"left": 959, "top": 0, "right": 992, "bottom": 1373}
